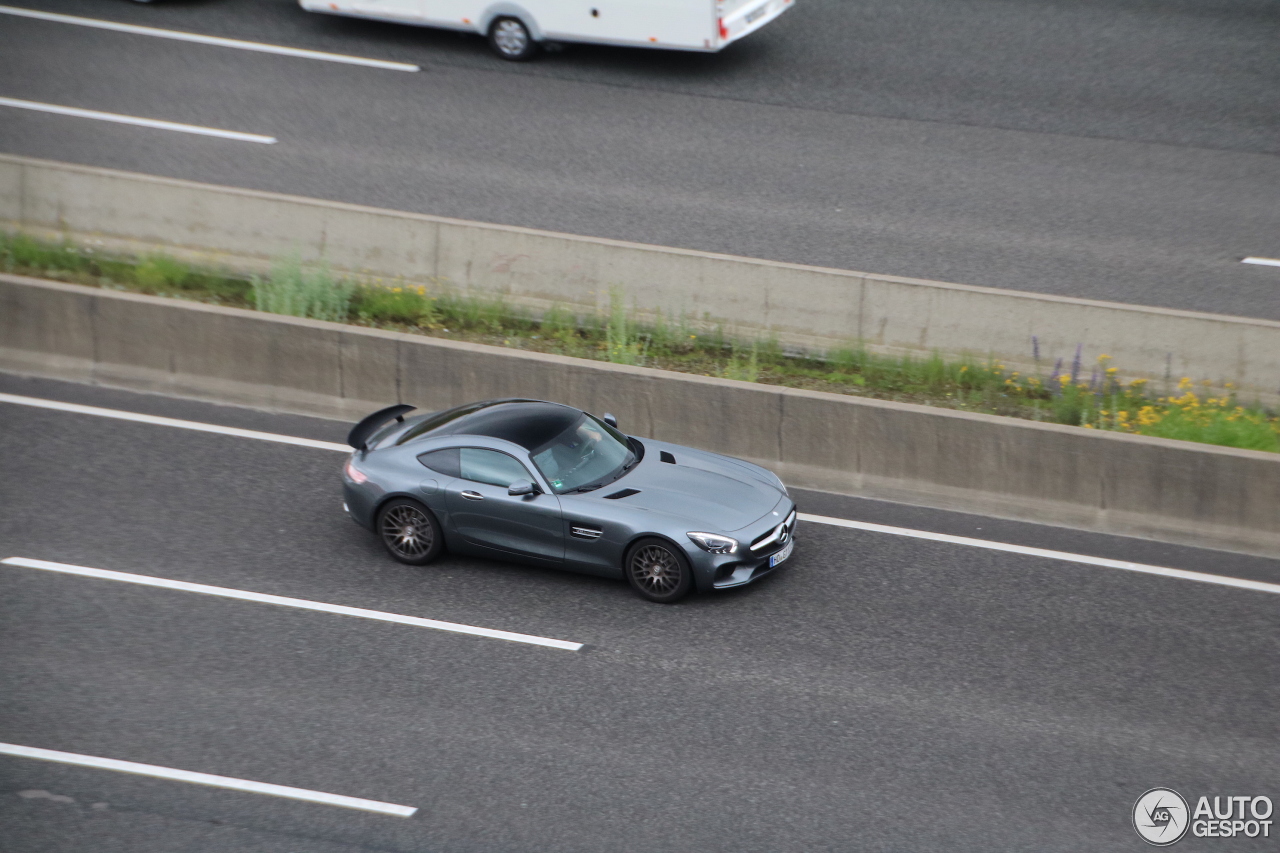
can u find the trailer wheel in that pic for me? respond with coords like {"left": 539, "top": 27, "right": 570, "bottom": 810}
{"left": 488, "top": 16, "right": 537, "bottom": 61}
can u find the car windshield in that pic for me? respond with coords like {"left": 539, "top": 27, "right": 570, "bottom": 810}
{"left": 530, "top": 414, "right": 635, "bottom": 494}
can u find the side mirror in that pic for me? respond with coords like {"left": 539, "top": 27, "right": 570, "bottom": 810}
{"left": 508, "top": 480, "right": 538, "bottom": 496}
{"left": 602, "top": 413, "right": 618, "bottom": 428}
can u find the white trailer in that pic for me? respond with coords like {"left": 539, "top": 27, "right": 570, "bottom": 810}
{"left": 298, "top": 0, "right": 794, "bottom": 60}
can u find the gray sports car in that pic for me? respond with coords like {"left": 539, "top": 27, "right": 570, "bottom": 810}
{"left": 341, "top": 399, "right": 797, "bottom": 602}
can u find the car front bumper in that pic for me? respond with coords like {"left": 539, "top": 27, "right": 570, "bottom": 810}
{"left": 685, "top": 501, "right": 797, "bottom": 592}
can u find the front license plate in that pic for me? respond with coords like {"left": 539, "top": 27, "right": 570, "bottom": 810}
{"left": 769, "top": 539, "right": 794, "bottom": 568}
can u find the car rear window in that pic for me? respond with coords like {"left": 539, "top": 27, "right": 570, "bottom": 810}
{"left": 417, "top": 447, "right": 460, "bottom": 478}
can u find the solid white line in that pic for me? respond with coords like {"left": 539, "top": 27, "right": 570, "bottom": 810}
{"left": 0, "top": 5, "right": 420, "bottom": 72}
{"left": 0, "top": 743, "right": 417, "bottom": 816}
{"left": 6, "top": 393, "right": 1270, "bottom": 596}
{"left": 798, "top": 513, "right": 1280, "bottom": 596}
{"left": 0, "top": 393, "right": 348, "bottom": 452}
{"left": 1242, "top": 257, "right": 1280, "bottom": 268}
{"left": 1, "top": 557, "right": 585, "bottom": 651}
{"left": 0, "top": 98, "right": 276, "bottom": 144}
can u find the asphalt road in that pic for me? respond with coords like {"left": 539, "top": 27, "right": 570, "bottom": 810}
{"left": 1, "top": 0, "right": 1278, "bottom": 320}
{"left": 1, "top": 373, "right": 1277, "bottom": 851}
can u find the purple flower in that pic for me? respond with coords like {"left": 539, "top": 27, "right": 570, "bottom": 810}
{"left": 1070, "top": 344, "right": 1082, "bottom": 384}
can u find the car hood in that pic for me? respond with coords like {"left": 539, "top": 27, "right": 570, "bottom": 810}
{"left": 603, "top": 441, "right": 786, "bottom": 532}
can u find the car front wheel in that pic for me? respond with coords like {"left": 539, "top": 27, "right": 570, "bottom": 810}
{"left": 625, "top": 538, "right": 693, "bottom": 603}
{"left": 377, "top": 498, "right": 444, "bottom": 565}
{"left": 488, "top": 16, "right": 537, "bottom": 61}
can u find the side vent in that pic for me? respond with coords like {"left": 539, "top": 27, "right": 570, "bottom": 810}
{"left": 604, "top": 488, "right": 641, "bottom": 500}
{"left": 570, "top": 525, "right": 603, "bottom": 540}
{"left": 659, "top": 451, "right": 676, "bottom": 464}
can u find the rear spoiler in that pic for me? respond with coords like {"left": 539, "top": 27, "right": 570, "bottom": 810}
{"left": 347, "top": 404, "right": 416, "bottom": 451}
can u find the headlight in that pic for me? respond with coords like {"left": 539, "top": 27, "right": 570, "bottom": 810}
{"left": 686, "top": 532, "right": 738, "bottom": 554}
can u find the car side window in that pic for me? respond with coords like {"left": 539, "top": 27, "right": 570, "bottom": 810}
{"left": 459, "top": 448, "right": 532, "bottom": 488}
{"left": 417, "top": 447, "right": 461, "bottom": 478}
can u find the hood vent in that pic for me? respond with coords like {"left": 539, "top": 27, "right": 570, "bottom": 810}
{"left": 659, "top": 451, "right": 676, "bottom": 464}
{"left": 604, "top": 488, "right": 641, "bottom": 500}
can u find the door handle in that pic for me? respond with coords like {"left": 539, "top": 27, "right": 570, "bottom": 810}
{"left": 461, "top": 490, "right": 484, "bottom": 501}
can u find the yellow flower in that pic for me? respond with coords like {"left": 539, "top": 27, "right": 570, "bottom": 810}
{"left": 1097, "top": 354, "right": 1112, "bottom": 362}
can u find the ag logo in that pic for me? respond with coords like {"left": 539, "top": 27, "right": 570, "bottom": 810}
{"left": 1134, "top": 788, "right": 1190, "bottom": 845}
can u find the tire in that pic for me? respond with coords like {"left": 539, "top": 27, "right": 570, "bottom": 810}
{"left": 625, "top": 537, "right": 693, "bottom": 603}
{"left": 488, "top": 16, "right": 537, "bottom": 61}
{"left": 377, "top": 498, "right": 444, "bottom": 565}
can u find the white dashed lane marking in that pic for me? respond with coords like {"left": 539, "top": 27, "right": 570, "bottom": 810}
{"left": 0, "top": 5, "right": 420, "bottom": 71}
{"left": 0, "top": 99, "right": 278, "bottom": 144}
{"left": 0, "top": 743, "right": 419, "bottom": 816}
{"left": 1, "top": 557, "right": 586, "bottom": 651}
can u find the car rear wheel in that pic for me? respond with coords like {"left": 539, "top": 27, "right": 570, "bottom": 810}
{"left": 625, "top": 538, "right": 693, "bottom": 603}
{"left": 377, "top": 499, "right": 444, "bottom": 565}
{"left": 488, "top": 16, "right": 537, "bottom": 61}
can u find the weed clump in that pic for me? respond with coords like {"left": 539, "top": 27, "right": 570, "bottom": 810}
{"left": 353, "top": 283, "right": 439, "bottom": 326}
{"left": 252, "top": 256, "right": 352, "bottom": 322}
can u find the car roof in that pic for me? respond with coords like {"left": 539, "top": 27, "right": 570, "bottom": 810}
{"left": 395, "top": 399, "right": 583, "bottom": 451}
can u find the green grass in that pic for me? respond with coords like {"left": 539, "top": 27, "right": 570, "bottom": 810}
{"left": 4, "top": 230, "right": 1276, "bottom": 452}
{"left": 1137, "top": 403, "right": 1279, "bottom": 451}
{"left": 0, "top": 231, "right": 253, "bottom": 303}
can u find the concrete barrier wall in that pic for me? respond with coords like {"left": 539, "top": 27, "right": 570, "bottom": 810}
{"left": 3, "top": 273, "right": 1276, "bottom": 558}
{"left": 2, "top": 154, "right": 1277, "bottom": 404}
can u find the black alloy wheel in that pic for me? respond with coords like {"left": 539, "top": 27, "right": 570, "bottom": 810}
{"left": 488, "top": 16, "right": 537, "bottom": 61}
{"left": 377, "top": 499, "right": 444, "bottom": 565}
{"left": 625, "top": 538, "right": 693, "bottom": 603}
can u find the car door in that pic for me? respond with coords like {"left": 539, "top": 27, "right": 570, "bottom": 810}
{"left": 443, "top": 447, "right": 564, "bottom": 563}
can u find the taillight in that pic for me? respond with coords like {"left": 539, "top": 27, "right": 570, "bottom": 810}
{"left": 718, "top": 17, "right": 728, "bottom": 38}
{"left": 344, "top": 457, "right": 369, "bottom": 484}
